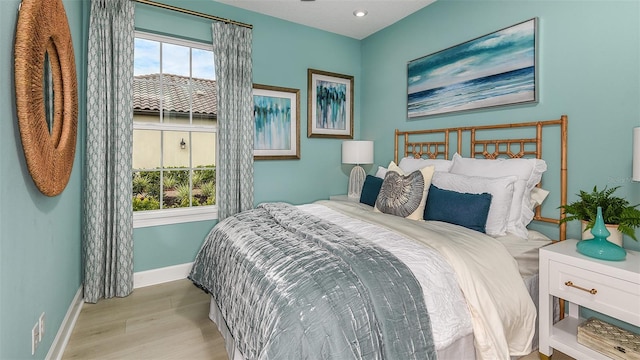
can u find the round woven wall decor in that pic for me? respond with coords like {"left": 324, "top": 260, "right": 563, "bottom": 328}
{"left": 14, "top": 0, "right": 78, "bottom": 196}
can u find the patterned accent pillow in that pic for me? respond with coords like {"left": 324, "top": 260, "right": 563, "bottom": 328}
{"left": 374, "top": 162, "right": 435, "bottom": 220}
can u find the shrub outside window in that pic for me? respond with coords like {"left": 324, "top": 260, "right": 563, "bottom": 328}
{"left": 133, "top": 32, "right": 217, "bottom": 227}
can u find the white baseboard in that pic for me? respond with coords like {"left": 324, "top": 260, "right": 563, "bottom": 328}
{"left": 133, "top": 262, "right": 193, "bottom": 289}
{"left": 46, "top": 286, "right": 84, "bottom": 360}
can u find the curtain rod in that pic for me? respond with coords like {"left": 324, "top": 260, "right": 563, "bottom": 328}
{"left": 133, "top": 0, "right": 253, "bottom": 29}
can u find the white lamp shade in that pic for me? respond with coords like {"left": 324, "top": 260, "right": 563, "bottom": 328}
{"left": 634, "top": 127, "right": 640, "bottom": 181}
{"left": 342, "top": 140, "right": 374, "bottom": 165}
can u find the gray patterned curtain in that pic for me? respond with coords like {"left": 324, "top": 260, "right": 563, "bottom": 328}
{"left": 83, "top": 0, "right": 135, "bottom": 303}
{"left": 212, "top": 22, "right": 254, "bottom": 220}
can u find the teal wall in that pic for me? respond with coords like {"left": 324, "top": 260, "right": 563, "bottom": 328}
{"left": 134, "top": 221, "right": 213, "bottom": 271}
{"left": 132, "top": 0, "right": 362, "bottom": 272}
{"left": 361, "top": 0, "right": 640, "bottom": 250}
{"left": 0, "top": 0, "right": 86, "bottom": 358}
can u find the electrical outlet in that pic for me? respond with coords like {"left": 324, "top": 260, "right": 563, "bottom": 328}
{"left": 31, "top": 322, "right": 39, "bottom": 355}
{"left": 38, "top": 312, "right": 45, "bottom": 341}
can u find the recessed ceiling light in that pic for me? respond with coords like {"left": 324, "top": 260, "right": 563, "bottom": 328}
{"left": 353, "top": 9, "right": 368, "bottom": 17}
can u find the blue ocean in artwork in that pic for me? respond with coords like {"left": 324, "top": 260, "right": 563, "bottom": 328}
{"left": 254, "top": 95, "right": 291, "bottom": 150}
{"left": 407, "top": 19, "right": 536, "bottom": 117}
{"left": 408, "top": 66, "right": 535, "bottom": 116}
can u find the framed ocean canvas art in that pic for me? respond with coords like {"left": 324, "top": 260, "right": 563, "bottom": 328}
{"left": 253, "top": 84, "right": 300, "bottom": 160}
{"left": 407, "top": 18, "right": 538, "bottom": 118}
{"left": 307, "top": 69, "right": 354, "bottom": 138}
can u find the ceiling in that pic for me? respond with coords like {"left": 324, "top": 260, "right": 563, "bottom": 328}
{"left": 214, "top": 0, "right": 437, "bottom": 40}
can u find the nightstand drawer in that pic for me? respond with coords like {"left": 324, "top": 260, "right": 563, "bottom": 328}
{"left": 549, "top": 260, "right": 640, "bottom": 325}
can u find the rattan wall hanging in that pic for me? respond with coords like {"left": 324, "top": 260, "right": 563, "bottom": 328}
{"left": 14, "top": 0, "right": 78, "bottom": 196}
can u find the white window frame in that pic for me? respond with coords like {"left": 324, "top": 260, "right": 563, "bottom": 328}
{"left": 133, "top": 31, "right": 218, "bottom": 228}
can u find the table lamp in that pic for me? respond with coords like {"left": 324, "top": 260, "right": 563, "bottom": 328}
{"left": 342, "top": 140, "right": 374, "bottom": 200}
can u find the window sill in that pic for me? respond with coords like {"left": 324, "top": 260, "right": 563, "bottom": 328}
{"left": 133, "top": 206, "right": 218, "bottom": 228}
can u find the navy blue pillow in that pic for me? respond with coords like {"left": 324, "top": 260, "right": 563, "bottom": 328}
{"left": 359, "top": 175, "right": 384, "bottom": 206}
{"left": 423, "top": 185, "right": 492, "bottom": 233}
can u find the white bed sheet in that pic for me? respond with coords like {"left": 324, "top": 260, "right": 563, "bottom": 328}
{"left": 495, "top": 231, "right": 552, "bottom": 277}
{"left": 495, "top": 231, "right": 559, "bottom": 355}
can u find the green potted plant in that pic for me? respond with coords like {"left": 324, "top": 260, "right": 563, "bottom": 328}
{"left": 560, "top": 186, "right": 640, "bottom": 245}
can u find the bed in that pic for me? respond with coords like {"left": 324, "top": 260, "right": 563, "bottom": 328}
{"left": 189, "top": 115, "right": 568, "bottom": 360}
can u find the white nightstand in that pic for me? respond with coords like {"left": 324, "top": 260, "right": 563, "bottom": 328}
{"left": 329, "top": 194, "right": 359, "bottom": 203}
{"left": 539, "top": 239, "right": 640, "bottom": 359}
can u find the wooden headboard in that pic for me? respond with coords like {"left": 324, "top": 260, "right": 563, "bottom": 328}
{"left": 394, "top": 115, "right": 568, "bottom": 241}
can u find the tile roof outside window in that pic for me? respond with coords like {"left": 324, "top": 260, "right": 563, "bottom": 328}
{"left": 133, "top": 74, "right": 217, "bottom": 117}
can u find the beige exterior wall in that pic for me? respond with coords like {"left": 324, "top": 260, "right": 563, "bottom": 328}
{"left": 133, "top": 114, "right": 216, "bottom": 170}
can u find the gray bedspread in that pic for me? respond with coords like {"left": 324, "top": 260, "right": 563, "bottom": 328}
{"left": 189, "top": 202, "right": 436, "bottom": 360}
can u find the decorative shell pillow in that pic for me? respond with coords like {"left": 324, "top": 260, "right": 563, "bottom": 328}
{"left": 374, "top": 162, "right": 435, "bottom": 220}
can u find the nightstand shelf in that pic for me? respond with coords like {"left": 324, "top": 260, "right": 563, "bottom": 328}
{"left": 548, "top": 316, "right": 611, "bottom": 359}
{"left": 539, "top": 240, "right": 640, "bottom": 360}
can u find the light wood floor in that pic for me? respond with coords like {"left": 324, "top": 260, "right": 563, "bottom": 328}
{"left": 62, "top": 279, "right": 574, "bottom": 360}
{"left": 63, "top": 279, "right": 226, "bottom": 360}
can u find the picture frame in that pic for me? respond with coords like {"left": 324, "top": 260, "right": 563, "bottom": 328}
{"left": 253, "top": 84, "right": 300, "bottom": 160}
{"left": 407, "top": 18, "right": 538, "bottom": 118}
{"left": 307, "top": 69, "right": 354, "bottom": 138}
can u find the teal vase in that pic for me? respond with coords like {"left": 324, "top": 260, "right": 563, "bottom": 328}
{"left": 576, "top": 206, "right": 626, "bottom": 261}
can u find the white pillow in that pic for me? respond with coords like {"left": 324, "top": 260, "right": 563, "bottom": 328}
{"left": 375, "top": 166, "right": 388, "bottom": 179}
{"left": 374, "top": 162, "right": 435, "bottom": 221}
{"left": 529, "top": 187, "right": 550, "bottom": 209}
{"left": 521, "top": 187, "right": 550, "bottom": 229}
{"left": 509, "top": 180, "right": 528, "bottom": 238}
{"left": 399, "top": 157, "right": 453, "bottom": 173}
{"left": 431, "top": 172, "right": 516, "bottom": 236}
{"left": 449, "top": 153, "right": 547, "bottom": 238}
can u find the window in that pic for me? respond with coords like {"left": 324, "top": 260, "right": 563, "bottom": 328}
{"left": 132, "top": 32, "right": 217, "bottom": 227}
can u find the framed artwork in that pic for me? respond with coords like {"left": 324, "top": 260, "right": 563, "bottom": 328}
{"left": 253, "top": 84, "right": 300, "bottom": 160}
{"left": 407, "top": 18, "right": 538, "bottom": 118}
{"left": 307, "top": 69, "right": 354, "bottom": 138}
